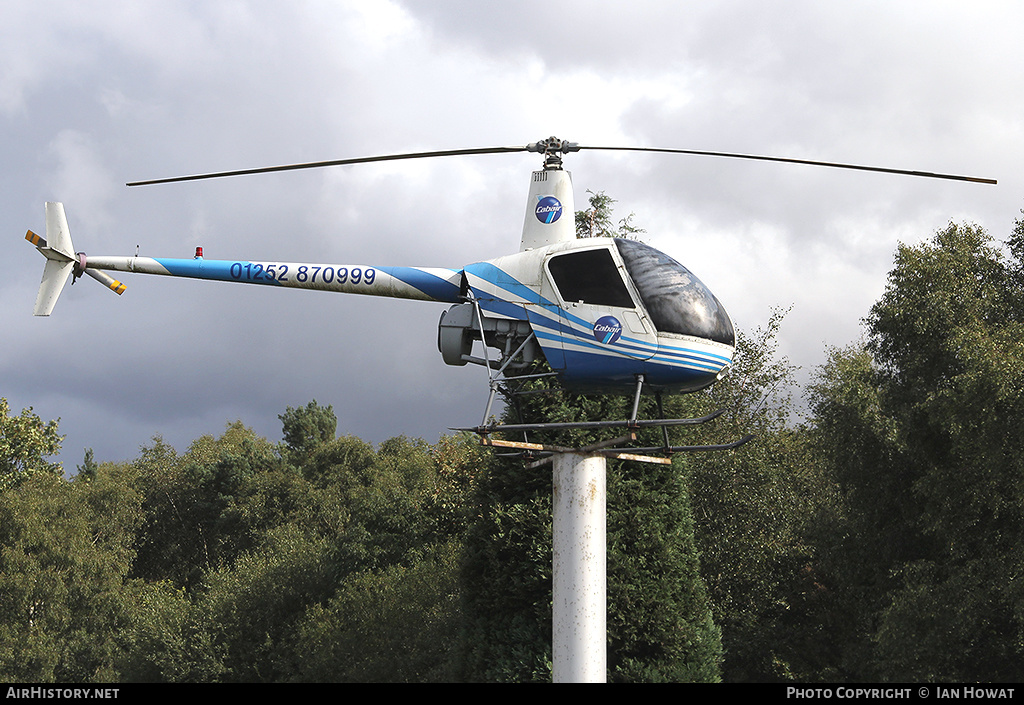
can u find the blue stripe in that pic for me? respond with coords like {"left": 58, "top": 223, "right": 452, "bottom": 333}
{"left": 155, "top": 259, "right": 462, "bottom": 302}
{"left": 465, "top": 261, "right": 733, "bottom": 371}
{"left": 466, "top": 262, "right": 656, "bottom": 356}
{"left": 464, "top": 262, "right": 551, "bottom": 307}
{"left": 558, "top": 350, "right": 723, "bottom": 393}
{"left": 384, "top": 267, "right": 461, "bottom": 302}
{"left": 156, "top": 258, "right": 277, "bottom": 284}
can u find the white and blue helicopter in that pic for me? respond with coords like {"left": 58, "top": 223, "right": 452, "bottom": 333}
{"left": 26, "top": 137, "right": 995, "bottom": 451}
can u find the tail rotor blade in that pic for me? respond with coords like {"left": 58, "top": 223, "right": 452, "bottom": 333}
{"left": 83, "top": 267, "right": 127, "bottom": 295}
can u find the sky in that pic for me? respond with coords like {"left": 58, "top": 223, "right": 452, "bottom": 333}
{"left": 2, "top": 1, "right": 1021, "bottom": 472}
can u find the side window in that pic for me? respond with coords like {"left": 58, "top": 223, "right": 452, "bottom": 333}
{"left": 547, "top": 248, "right": 635, "bottom": 308}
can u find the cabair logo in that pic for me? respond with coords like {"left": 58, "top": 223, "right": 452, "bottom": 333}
{"left": 593, "top": 316, "right": 623, "bottom": 344}
{"left": 535, "top": 196, "right": 563, "bottom": 224}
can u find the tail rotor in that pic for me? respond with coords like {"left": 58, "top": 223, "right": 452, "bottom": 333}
{"left": 26, "top": 202, "right": 126, "bottom": 316}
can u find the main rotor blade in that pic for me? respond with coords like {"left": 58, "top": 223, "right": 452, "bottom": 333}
{"left": 127, "top": 144, "right": 532, "bottom": 186}
{"left": 577, "top": 145, "right": 997, "bottom": 184}
{"left": 128, "top": 138, "right": 996, "bottom": 187}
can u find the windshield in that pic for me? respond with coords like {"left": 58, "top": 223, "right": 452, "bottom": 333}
{"left": 614, "top": 238, "right": 735, "bottom": 346}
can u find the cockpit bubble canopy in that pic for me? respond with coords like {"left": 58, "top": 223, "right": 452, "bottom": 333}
{"left": 614, "top": 238, "right": 735, "bottom": 346}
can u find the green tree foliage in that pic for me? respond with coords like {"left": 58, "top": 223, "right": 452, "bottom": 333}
{"left": 279, "top": 400, "right": 337, "bottom": 466}
{"left": 0, "top": 393, "right": 489, "bottom": 682}
{"left": 116, "top": 404, "right": 482, "bottom": 682}
{"left": 607, "top": 457, "right": 723, "bottom": 682}
{"left": 76, "top": 448, "right": 99, "bottom": 481}
{"left": 114, "top": 580, "right": 226, "bottom": 682}
{"left": 458, "top": 446, "right": 555, "bottom": 682}
{"left": 0, "top": 398, "right": 63, "bottom": 491}
{"left": 803, "top": 344, "right": 902, "bottom": 680}
{"left": 285, "top": 539, "right": 463, "bottom": 682}
{"left": 129, "top": 424, "right": 284, "bottom": 589}
{"left": 674, "top": 312, "right": 837, "bottom": 682}
{"left": 806, "top": 219, "right": 1024, "bottom": 681}
{"left": 457, "top": 381, "right": 731, "bottom": 682}
{"left": 575, "top": 190, "right": 645, "bottom": 240}
{"left": 0, "top": 466, "right": 142, "bottom": 681}
{"left": 195, "top": 524, "right": 337, "bottom": 682}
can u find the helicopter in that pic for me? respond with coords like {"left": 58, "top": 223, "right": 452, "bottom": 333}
{"left": 25, "top": 137, "right": 995, "bottom": 451}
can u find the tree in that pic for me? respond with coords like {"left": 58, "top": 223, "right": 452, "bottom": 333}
{"left": 0, "top": 465, "right": 143, "bottom": 682}
{"left": 607, "top": 456, "right": 723, "bottom": 682}
{"left": 75, "top": 448, "right": 99, "bottom": 482}
{"left": 458, "top": 387, "right": 727, "bottom": 681}
{"left": 457, "top": 447, "right": 556, "bottom": 682}
{"left": 193, "top": 523, "right": 337, "bottom": 683}
{"left": 575, "top": 190, "right": 645, "bottom": 240}
{"left": 115, "top": 579, "right": 226, "bottom": 683}
{"left": 114, "top": 401, "right": 485, "bottom": 682}
{"left": 673, "top": 311, "right": 838, "bottom": 682}
{"left": 130, "top": 423, "right": 283, "bottom": 589}
{"left": 285, "top": 539, "right": 463, "bottom": 682}
{"left": 279, "top": 400, "right": 337, "bottom": 466}
{"left": 804, "top": 344, "right": 907, "bottom": 680}
{"left": 806, "top": 219, "right": 1024, "bottom": 681}
{"left": 0, "top": 399, "right": 63, "bottom": 491}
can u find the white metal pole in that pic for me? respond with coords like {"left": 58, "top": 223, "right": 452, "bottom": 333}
{"left": 552, "top": 452, "right": 607, "bottom": 683}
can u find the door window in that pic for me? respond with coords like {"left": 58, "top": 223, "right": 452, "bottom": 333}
{"left": 547, "top": 248, "right": 634, "bottom": 308}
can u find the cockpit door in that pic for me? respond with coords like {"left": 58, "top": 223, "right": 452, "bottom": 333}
{"left": 543, "top": 245, "right": 657, "bottom": 364}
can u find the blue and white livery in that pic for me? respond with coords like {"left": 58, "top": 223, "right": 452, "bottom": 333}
{"left": 26, "top": 139, "right": 735, "bottom": 404}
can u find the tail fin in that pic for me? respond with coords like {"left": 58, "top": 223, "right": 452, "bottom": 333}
{"left": 28, "top": 202, "right": 76, "bottom": 316}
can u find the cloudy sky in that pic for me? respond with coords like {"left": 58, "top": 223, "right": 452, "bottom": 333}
{"left": 3, "top": 1, "right": 1020, "bottom": 471}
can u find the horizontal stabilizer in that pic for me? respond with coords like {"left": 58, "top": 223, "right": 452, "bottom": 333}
{"left": 28, "top": 202, "right": 78, "bottom": 315}
{"left": 33, "top": 258, "right": 76, "bottom": 316}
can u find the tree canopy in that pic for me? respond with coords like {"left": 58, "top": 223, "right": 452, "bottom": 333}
{"left": 4, "top": 201, "right": 1023, "bottom": 682}
{"left": 0, "top": 399, "right": 63, "bottom": 492}
{"left": 804, "top": 218, "right": 1024, "bottom": 681}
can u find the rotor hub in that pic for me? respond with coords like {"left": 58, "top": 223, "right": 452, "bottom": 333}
{"left": 527, "top": 136, "right": 580, "bottom": 169}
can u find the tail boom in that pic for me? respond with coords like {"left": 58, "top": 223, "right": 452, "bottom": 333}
{"left": 27, "top": 201, "right": 462, "bottom": 314}
{"left": 83, "top": 255, "right": 463, "bottom": 303}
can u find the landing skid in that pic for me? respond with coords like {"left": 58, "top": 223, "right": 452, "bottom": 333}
{"left": 459, "top": 408, "right": 723, "bottom": 434}
{"left": 476, "top": 434, "right": 754, "bottom": 469}
{"left": 459, "top": 415, "right": 753, "bottom": 460}
{"left": 457, "top": 373, "right": 754, "bottom": 458}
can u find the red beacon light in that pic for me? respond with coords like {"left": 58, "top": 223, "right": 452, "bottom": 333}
{"left": 194, "top": 247, "right": 203, "bottom": 259}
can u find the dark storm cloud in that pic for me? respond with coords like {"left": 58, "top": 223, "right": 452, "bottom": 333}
{"left": 2, "top": 1, "right": 1020, "bottom": 471}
